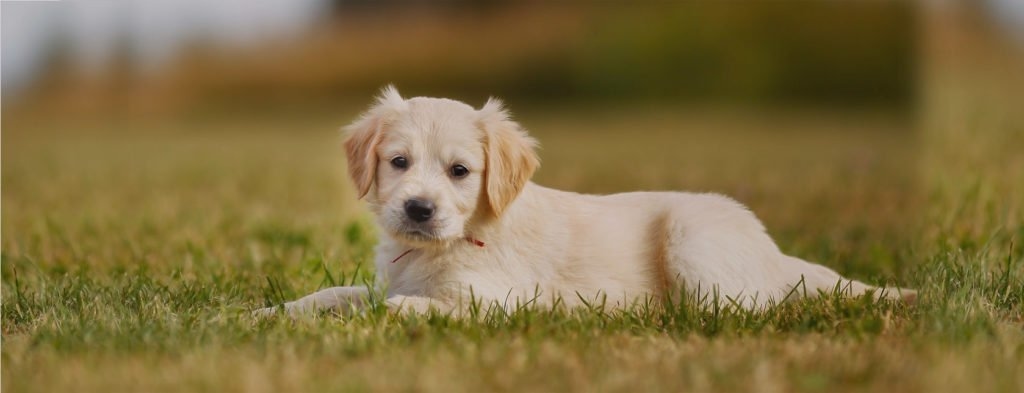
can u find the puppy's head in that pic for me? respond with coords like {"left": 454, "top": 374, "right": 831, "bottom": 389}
{"left": 343, "top": 86, "right": 539, "bottom": 248}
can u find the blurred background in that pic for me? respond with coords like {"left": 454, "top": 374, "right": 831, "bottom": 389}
{"left": 5, "top": 1, "right": 923, "bottom": 114}
{"left": 3, "top": 1, "right": 1023, "bottom": 281}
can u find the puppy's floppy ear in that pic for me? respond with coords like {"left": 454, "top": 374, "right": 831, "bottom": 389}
{"left": 343, "top": 85, "right": 406, "bottom": 199}
{"left": 477, "top": 98, "right": 540, "bottom": 217}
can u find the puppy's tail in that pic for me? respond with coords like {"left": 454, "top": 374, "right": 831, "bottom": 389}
{"left": 793, "top": 257, "right": 917, "bottom": 304}
{"left": 848, "top": 280, "right": 918, "bottom": 304}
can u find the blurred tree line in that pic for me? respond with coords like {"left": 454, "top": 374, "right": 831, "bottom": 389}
{"left": 319, "top": 1, "right": 914, "bottom": 107}
{"left": 19, "top": 2, "right": 915, "bottom": 116}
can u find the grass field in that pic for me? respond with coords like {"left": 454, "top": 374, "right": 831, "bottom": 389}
{"left": 2, "top": 80, "right": 1023, "bottom": 392}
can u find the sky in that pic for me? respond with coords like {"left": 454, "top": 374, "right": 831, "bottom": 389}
{"left": 1, "top": 0, "right": 327, "bottom": 97}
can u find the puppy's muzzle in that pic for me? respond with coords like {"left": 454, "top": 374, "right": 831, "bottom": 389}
{"left": 404, "top": 198, "right": 435, "bottom": 223}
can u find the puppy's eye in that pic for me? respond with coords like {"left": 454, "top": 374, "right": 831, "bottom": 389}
{"left": 450, "top": 164, "right": 469, "bottom": 179}
{"left": 390, "top": 156, "right": 408, "bottom": 169}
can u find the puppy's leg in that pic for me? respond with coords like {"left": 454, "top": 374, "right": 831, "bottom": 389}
{"left": 660, "top": 194, "right": 915, "bottom": 308}
{"left": 385, "top": 295, "right": 454, "bottom": 316}
{"left": 254, "top": 286, "right": 370, "bottom": 318}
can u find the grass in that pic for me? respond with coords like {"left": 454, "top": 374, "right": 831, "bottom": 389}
{"left": 2, "top": 88, "right": 1022, "bottom": 391}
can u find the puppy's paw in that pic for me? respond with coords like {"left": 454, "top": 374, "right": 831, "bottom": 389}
{"left": 386, "top": 295, "right": 449, "bottom": 316}
{"left": 251, "top": 302, "right": 299, "bottom": 318}
{"left": 251, "top": 305, "right": 282, "bottom": 319}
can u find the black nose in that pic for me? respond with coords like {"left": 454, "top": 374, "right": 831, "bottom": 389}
{"left": 404, "top": 198, "right": 435, "bottom": 223}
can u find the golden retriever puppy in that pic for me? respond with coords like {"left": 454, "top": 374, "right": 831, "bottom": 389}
{"left": 258, "top": 86, "right": 914, "bottom": 317}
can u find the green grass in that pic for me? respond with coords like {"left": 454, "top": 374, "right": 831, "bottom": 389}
{"left": 2, "top": 95, "right": 1022, "bottom": 392}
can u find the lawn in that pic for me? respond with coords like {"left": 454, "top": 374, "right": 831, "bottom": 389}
{"left": 2, "top": 89, "right": 1022, "bottom": 391}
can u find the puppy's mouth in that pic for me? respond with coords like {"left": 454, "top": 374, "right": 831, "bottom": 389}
{"left": 400, "top": 227, "right": 439, "bottom": 240}
{"left": 381, "top": 209, "right": 461, "bottom": 246}
{"left": 391, "top": 224, "right": 449, "bottom": 244}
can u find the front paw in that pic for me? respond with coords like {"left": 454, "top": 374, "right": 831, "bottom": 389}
{"left": 386, "top": 296, "right": 448, "bottom": 316}
{"left": 251, "top": 302, "right": 295, "bottom": 318}
{"left": 252, "top": 305, "right": 279, "bottom": 318}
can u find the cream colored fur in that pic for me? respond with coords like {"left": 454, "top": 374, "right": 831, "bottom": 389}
{"left": 257, "top": 86, "right": 914, "bottom": 317}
